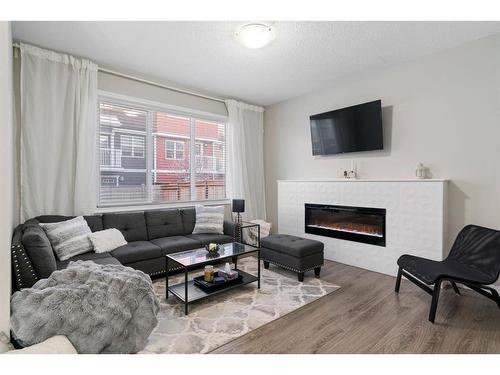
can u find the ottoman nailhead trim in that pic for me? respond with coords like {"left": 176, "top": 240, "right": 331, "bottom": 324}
{"left": 261, "top": 258, "right": 323, "bottom": 273}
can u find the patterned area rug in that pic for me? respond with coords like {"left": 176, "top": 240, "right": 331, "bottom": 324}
{"left": 141, "top": 257, "right": 340, "bottom": 354}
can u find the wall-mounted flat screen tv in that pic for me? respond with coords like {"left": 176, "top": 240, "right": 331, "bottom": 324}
{"left": 309, "top": 99, "right": 383, "bottom": 155}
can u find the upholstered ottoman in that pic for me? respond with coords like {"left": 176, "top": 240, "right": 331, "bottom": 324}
{"left": 260, "top": 234, "right": 324, "bottom": 282}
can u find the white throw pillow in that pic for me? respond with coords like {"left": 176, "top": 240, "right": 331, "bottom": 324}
{"left": 89, "top": 228, "right": 127, "bottom": 253}
{"left": 39, "top": 216, "right": 93, "bottom": 261}
{"left": 192, "top": 205, "right": 225, "bottom": 234}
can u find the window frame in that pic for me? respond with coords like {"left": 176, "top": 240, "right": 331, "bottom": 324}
{"left": 96, "top": 91, "right": 228, "bottom": 209}
{"left": 165, "top": 139, "right": 185, "bottom": 160}
{"left": 120, "top": 133, "right": 145, "bottom": 158}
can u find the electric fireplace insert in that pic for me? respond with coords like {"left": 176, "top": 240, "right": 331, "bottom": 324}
{"left": 305, "top": 203, "right": 386, "bottom": 246}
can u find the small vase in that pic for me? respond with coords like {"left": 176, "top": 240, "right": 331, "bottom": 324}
{"left": 416, "top": 163, "right": 426, "bottom": 179}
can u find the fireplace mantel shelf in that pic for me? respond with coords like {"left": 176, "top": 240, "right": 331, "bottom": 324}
{"left": 278, "top": 178, "right": 447, "bottom": 183}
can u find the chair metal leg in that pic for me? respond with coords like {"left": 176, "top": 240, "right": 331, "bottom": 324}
{"left": 429, "top": 280, "right": 442, "bottom": 323}
{"left": 395, "top": 266, "right": 403, "bottom": 293}
{"left": 450, "top": 281, "right": 461, "bottom": 295}
{"left": 487, "top": 286, "right": 500, "bottom": 309}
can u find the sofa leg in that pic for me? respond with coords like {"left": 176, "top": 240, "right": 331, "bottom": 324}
{"left": 263, "top": 261, "right": 269, "bottom": 270}
{"left": 314, "top": 267, "right": 321, "bottom": 278}
{"left": 298, "top": 272, "right": 304, "bottom": 282}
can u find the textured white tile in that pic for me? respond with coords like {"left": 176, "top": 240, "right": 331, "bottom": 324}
{"left": 278, "top": 180, "right": 446, "bottom": 276}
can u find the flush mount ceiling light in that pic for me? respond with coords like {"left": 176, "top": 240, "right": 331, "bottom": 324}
{"left": 235, "top": 23, "right": 275, "bottom": 49}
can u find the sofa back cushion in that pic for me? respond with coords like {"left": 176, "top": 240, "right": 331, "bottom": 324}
{"left": 36, "top": 215, "right": 103, "bottom": 232}
{"left": 22, "top": 223, "right": 57, "bottom": 278}
{"left": 180, "top": 207, "right": 196, "bottom": 235}
{"left": 103, "top": 212, "right": 148, "bottom": 242}
{"left": 144, "top": 209, "right": 184, "bottom": 239}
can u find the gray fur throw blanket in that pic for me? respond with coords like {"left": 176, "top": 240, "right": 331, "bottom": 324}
{"left": 10, "top": 261, "right": 160, "bottom": 353}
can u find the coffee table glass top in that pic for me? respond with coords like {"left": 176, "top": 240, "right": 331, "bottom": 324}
{"left": 166, "top": 242, "right": 257, "bottom": 267}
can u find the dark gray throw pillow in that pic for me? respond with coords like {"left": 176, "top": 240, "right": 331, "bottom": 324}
{"left": 22, "top": 224, "right": 57, "bottom": 278}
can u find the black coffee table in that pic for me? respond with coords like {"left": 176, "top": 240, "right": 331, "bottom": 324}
{"left": 165, "top": 242, "right": 260, "bottom": 315}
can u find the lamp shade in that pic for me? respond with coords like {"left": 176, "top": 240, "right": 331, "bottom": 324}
{"left": 232, "top": 199, "right": 245, "bottom": 213}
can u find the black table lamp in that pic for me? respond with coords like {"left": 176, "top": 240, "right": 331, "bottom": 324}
{"left": 232, "top": 199, "right": 245, "bottom": 225}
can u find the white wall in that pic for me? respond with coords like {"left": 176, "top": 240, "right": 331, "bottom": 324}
{"left": 98, "top": 71, "right": 227, "bottom": 117}
{"left": 0, "top": 21, "right": 14, "bottom": 336}
{"left": 264, "top": 34, "right": 500, "bottom": 262}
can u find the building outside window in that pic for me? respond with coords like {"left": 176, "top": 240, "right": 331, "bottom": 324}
{"left": 165, "top": 140, "right": 184, "bottom": 160}
{"left": 98, "top": 95, "right": 226, "bottom": 206}
{"left": 121, "top": 134, "right": 145, "bottom": 157}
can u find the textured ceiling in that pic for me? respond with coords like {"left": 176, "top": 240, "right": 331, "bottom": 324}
{"left": 12, "top": 21, "right": 500, "bottom": 106}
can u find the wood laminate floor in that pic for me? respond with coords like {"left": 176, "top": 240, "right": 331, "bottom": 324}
{"left": 210, "top": 260, "right": 500, "bottom": 354}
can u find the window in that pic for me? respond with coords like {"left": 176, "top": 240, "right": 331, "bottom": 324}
{"left": 194, "top": 120, "right": 226, "bottom": 200}
{"left": 165, "top": 140, "right": 184, "bottom": 160}
{"left": 98, "top": 96, "right": 226, "bottom": 206}
{"left": 121, "top": 134, "right": 145, "bottom": 157}
{"left": 100, "top": 134, "right": 110, "bottom": 149}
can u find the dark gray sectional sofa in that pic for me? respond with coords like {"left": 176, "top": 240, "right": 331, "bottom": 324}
{"left": 12, "top": 207, "right": 235, "bottom": 291}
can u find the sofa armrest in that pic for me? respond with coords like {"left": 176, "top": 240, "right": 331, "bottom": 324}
{"left": 11, "top": 224, "right": 39, "bottom": 292}
{"left": 223, "top": 220, "right": 236, "bottom": 238}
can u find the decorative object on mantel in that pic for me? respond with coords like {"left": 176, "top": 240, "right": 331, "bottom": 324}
{"left": 341, "top": 160, "right": 358, "bottom": 179}
{"left": 232, "top": 199, "right": 245, "bottom": 242}
{"left": 415, "top": 163, "right": 427, "bottom": 179}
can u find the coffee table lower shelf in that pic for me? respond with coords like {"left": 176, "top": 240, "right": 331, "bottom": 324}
{"left": 167, "top": 269, "right": 258, "bottom": 311}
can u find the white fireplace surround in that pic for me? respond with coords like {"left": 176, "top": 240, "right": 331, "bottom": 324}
{"left": 277, "top": 179, "right": 447, "bottom": 276}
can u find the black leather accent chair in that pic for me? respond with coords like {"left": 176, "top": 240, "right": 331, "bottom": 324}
{"left": 395, "top": 225, "right": 500, "bottom": 323}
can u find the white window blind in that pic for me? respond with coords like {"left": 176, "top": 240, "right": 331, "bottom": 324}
{"left": 98, "top": 97, "right": 226, "bottom": 206}
{"left": 194, "top": 120, "right": 226, "bottom": 200}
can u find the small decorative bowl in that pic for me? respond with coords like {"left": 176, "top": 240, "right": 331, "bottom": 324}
{"left": 205, "top": 243, "right": 220, "bottom": 256}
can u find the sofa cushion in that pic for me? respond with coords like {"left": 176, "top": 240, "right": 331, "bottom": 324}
{"left": 82, "top": 215, "right": 104, "bottom": 233}
{"left": 22, "top": 224, "right": 57, "bottom": 278}
{"left": 56, "top": 252, "right": 119, "bottom": 270}
{"left": 150, "top": 236, "right": 202, "bottom": 255}
{"left": 145, "top": 209, "right": 184, "bottom": 239}
{"left": 39, "top": 216, "right": 93, "bottom": 261}
{"left": 35, "top": 215, "right": 103, "bottom": 232}
{"left": 103, "top": 212, "right": 148, "bottom": 242}
{"left": 180, "top": 207, "right": 196, "bottom": 235}
{"left": 260, "top": 234, "right": 324, "bottom": 258}
{"left": 124, "top": 257, "right": 166, "bottom": 276}
{"left": 111, "top": 241, "right": 161, "bottom": 264}
{"left": 186, "top": 233, "right": 234, "bottom": 246}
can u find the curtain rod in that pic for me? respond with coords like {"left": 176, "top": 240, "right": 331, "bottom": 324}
{"left": 12, "top": 42, "right": 226, "bottom": 104}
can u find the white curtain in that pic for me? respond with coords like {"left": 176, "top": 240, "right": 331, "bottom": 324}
{"left": 225, "top": 99, "right": 266, "bottom": 221}
{"left": 20, "top": 43, "right": 98, "bottom": 220}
